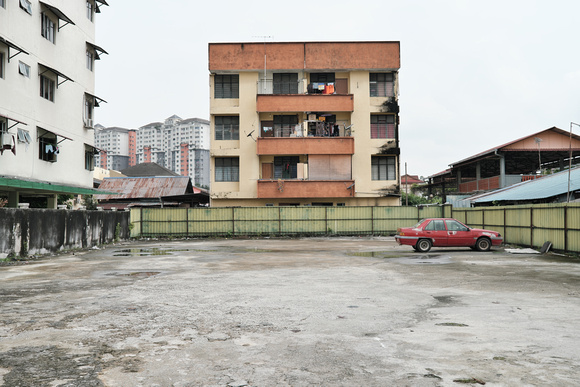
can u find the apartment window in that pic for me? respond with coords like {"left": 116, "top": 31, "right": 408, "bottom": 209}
{"left": 372, "top": 156, "right": 396, "bottom": 181}
{"left": 274, "top": 156, "right": 299, "bottom": 179}
{"left": 0, "top": 0, "right": 5, "bottom": 9}
{"left": 20, "top": 0, "right": 32, "bottom": 14}
{"left": 39, "top": 133, "right": 58, "bottom": 162}
{"left": 41, "top": 13, "right": 56, "bottom": 43}
{"left": 215, "top": 157, "right": 239, "bottom": 182}
{"left": 214, "top": 116, "right": 239, "bottom": 140}
{"left": 40, "top": 74, "right": 55, "bottom": 101}
{"left": 86, "top": 0, "right": 94, "bottom": 21}
{"left": 18, "top": 61, "right": 30, "bottom": 78}
{"left": 273, "top": 115, "right": 298, "bottom": 138}
{"left": 0, "top": 52, "right": 4, "bottom": 79}
{"left": 273, "top": 73, "right": 298, "bottom": 94}
{"left": 214, "top": 74, "right": 239, "bottom": 99}
{"left": 370, "top": 73, "right": 394, "bottom": 97}
{"left": 85, "top": 145, "right": 95, "bottom": 171}
{"left": 86, "top": 50, "right": 94, "bottom": 71}
{"left": 370, "top": 115, "right": 395, "bottom": 139}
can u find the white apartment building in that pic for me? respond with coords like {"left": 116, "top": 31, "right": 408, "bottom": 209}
{"left": 94, "top": 125, "right": 132, "bottom": 171}
{"left": 135, "top": 115, "right": 210, "bottom": 187}
{"left": 0, "top": 0, "right": 108, "bottom": 208}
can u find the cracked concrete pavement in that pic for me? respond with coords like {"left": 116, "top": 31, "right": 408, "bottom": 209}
{"left": 1, "top": 237, "right": 579, "bottom": 386}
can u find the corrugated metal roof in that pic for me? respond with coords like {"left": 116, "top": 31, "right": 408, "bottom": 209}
{"left": 473, "top": 167, "right": 580, "bottom": 203}
{"left": 95, "top": 176, "right": 197, "bottom": 200}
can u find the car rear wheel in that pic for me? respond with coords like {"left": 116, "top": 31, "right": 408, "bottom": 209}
{"left": 415, "top": 238, "right": 432, "bottom": 253}
{"left": 475, "top": 237, "right": 491, "bottom": 251}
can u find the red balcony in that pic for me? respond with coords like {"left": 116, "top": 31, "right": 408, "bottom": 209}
{"left": 257, "top": 180, "right": 355, "bottom": 199}
{"left": 256, "top": 94, "right": 354, "bottom": 113}
{"left": 257, "top": 137, "right": 354, "bottom": 155}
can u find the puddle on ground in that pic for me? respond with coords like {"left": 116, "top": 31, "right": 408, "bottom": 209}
{"left": 112, "top": 248, "right": 194, "bottom": 257}
{"left": 350, "top": 251, "right": 452, "bottom": 265}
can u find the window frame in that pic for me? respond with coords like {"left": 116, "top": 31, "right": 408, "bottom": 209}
{"left": 18, "top": 61, "right": 30, "bottom": 78}
{"left": 41, "top": 12, "right": 56, "bottom": 44}
{"left": 214, "top": 116, "right": 239, "bottom": 141}
{"left": 371, "top": 155, "right": 396, "bottom": 181}
{"left": 84, "top": 144, "right": 96, "bottom": 171}
{"left": 215, "top": 157, "right": 239, "bottom": 182}
{"left": 370, "top": 73, "right": 395, "bottom": 97}
{"left": 86, "top": 49, "right": 94, "bottom": 71}
{"left": 370, "top": 114, "right": 396, "bottom": 139}
{"left": 40, "top": 74, "right": 55, "bottom": 101}
{"left": 273, "top": 73, "right": 298, "bottom": 94}
{"left": 19, "top": 0, "right": 32, "bottom": 14}
{"left": 39, "top": 132, "right": 58, "bottom": 162}
{"left": 273, "top": 115, "right": 299, "bottom": 138}
{"left": 214, "top": 74, "right": 239, "bottom": 99}
{"left": 86, "top": 0, "right": 94, "bottom": 21}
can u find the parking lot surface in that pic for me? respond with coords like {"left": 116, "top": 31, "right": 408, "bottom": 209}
{"left": 1, "top": 237, "right": 579, "bottom": 386}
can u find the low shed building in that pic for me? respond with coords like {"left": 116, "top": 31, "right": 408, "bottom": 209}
{"left": 95, "top": 176, "right": 209, "bottom": 210}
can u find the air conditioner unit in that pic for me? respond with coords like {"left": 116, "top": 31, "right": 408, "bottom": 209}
{"left": 85, "top": 119, "right": 94, "bottom": 128}
{"left": 1, "top": 133, "right": 13, "bottom": 148}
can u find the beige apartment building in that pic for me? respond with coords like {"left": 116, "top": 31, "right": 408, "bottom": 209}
{"left": 209, "top": 41, "right": 401, "bottom": 207}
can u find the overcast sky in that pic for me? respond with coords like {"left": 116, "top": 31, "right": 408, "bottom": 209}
{"left": 95, "top": 0, "right": 580, "bottom": 177}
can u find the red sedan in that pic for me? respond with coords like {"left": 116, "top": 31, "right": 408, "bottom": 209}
{"left": 395, "top": 218, "right": 503, "bottom": 253}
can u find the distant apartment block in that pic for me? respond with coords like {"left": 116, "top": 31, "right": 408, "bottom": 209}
{"left": 0, "top": 0, "right": 108, "bottom": 208}
{"left": 94, "top": 125, "right": 134, "bottom": 171}
{"left": 96, "top": 115, "right": 210, "bottom": 187}
{"left": 209, "top": 41, "right": 401, "bottom": 207}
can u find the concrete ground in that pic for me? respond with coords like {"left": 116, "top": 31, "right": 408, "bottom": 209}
{"left": 0, "top": 237, "right": 579, "bottom": 387}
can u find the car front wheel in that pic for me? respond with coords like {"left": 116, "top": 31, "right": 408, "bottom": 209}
{"left": 475, "top": 237, "right": 491, "bottom": 251}
{"left": 415, "top": 238, "right": 432, "bottom": 253}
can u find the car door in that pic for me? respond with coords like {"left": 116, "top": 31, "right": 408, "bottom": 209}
{"left": 423, "top": 219, "right": 448, "bottom": 247}
{"left": 445, "top": 219, "right": 473, "bottom": 247}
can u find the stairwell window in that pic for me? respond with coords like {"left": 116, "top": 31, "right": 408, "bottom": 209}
{"left": 214, "top": 116, "right": 239, "bottom": 140}
{"left": 370, "top": 73, "right": 394, "bottom": 97}
{"left": 370, "top": 115, "right": 395, "bottom": 139}
{"left": 371, "top": 156, "right": 396, "bottom": 181}
{"left": 214, "top": 74, "right": 239, "bottom": 99}
{"left": 215, "top": 157, "right": 239, "bottom": 182}
{"left": 40, "top": 74, "right": 55, "bottom": 101}
{"left": 41, "top": 13, "right": 56, "bottom": 43}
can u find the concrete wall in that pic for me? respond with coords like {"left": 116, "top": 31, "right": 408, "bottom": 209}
{"left": 0, "top": 208, "right": 130, "bottom": 258}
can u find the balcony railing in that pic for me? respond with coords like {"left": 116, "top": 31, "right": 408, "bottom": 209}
{"left": 458, "top": 174, "right": 542, "bottom": 193}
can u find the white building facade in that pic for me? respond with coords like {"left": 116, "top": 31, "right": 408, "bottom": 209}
{"left": 94, "top": 125, "right": 132, "bottom": 171}
{"left": 0, "top": 0, "right": 108, "bottom": 208}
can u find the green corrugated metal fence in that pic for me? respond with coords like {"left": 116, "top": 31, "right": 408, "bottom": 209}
{"left": 451, "top": 203, "right": 580, "bottom": 253}
{"left": 130, "top": 205, "right": 447, "bottom": 238}
{"left": 129, "top": 203, "right": 580, "bottom": 253}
